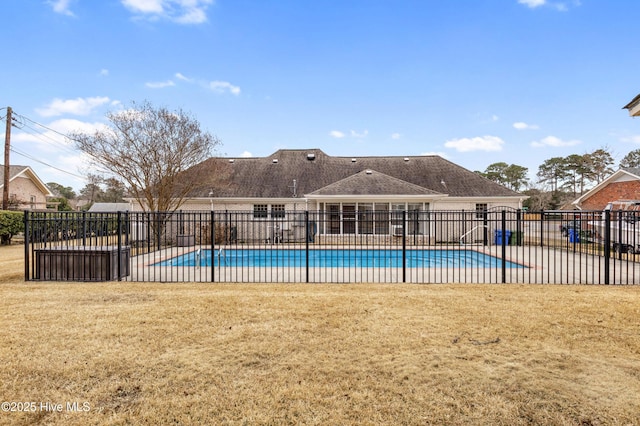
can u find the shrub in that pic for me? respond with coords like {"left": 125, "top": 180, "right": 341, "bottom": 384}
{"left": 0, "top": 211, "right": 24, "bottom": 245}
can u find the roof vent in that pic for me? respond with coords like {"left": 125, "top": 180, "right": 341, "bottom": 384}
{"left": 272, "top": 159, "right": 278, "bottom": 163}
{"left": 351, "top": 158, "right": 357, "bottom": 163}
{"left": 404, "top": 157, "right": 409, "bottom": 162}
{"left": 229, "top": 159, "right": 235, "bottom": 163}
{"left": 365, "top": 169, "right": 373, "bottom": 175}
{"left": 307, "top": 153, "right": 315, "bottom": 161}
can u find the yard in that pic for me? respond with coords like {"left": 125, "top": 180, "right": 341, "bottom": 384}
{"left": 1, "top": 244, "right": 639, "bottom": 425}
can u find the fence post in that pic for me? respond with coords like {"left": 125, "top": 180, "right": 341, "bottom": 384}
{"left": 540, "top": 209, "right": 545, "bottom": 247}
{"left": 124, "top": 211, "right": 130, "bottom": 246}
{"left": 516, "top": 209, "right": 522, "bottom": 247}
{"left": 617, "top": 210, "right": 623, "bottom": 261}
{"left": 23, "top": 210, "right": 30, "bottom": 281}
{"left": 211, "top": 211, "right": 215, "bottom": 283}
{"left": 501, "top": 210, "right": 506, "bottom": 284}
{"left": 82, "top": 211, "right": 87, "bottom": 246}
{"left": 305, "top": 211, "right": 310, "bottom": 283}
{"left": 156, "top": 212, "right": 162, "bottom": 252}
{"left": 604, "top": 209, "right": 610, "bottom": 285}
{"left": 402, "top": 210, "right": 407, "bottom": 283}
{"left": 482, "top": 209, "right": 488, "bottom": 246}
{"left": 117, "top": 211, "right": 122, "bottom": 281}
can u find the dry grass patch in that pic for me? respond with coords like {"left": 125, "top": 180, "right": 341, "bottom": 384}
{"left": 0, "top": 244, "right": 24, "bottom": 283}
{"left": 1, "top": 245, "right": 640, "bottom": 425}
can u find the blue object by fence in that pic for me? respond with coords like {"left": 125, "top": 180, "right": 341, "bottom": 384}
{"left": 569, "top": 228, "right": 580, "bottom": 243}
{"left": 494, "top": 230, "right": 511, "bottom": 245}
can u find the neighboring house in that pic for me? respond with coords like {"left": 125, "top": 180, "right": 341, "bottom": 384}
{"left": 623, "top": 94, "right": 640, "bottom": 117}
{"left": 0, "top": 165, "right": 54, "bottom": 210}
{"left": 572, "top": 168, "right": 640, "bottom": 210}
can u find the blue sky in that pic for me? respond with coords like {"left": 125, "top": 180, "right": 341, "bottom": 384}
{"left": 3, "top": 0, "right": 640, "bottom": 191}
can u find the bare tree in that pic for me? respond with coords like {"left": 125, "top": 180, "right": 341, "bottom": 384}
{"left": 71, "top": 101, "right": 221, "bottom": 213}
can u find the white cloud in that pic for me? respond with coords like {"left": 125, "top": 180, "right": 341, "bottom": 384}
{"left": 530, "top": 135, "right": 582, "bottom": 148}
{"left": 175, "top": 6, "right": 207, "bottom": 24}
{"left": 329, "top": 129, "right": 369, "bottom": 139}
{"left": 121, "top": 0, "right": 164, "bottom": 13}
{"left": 51, "top": 118, "right": 107, "bottom": 134}
{"left": 518, "top": 0, "right": 545, "bottom": 7}
{"left": 208, "top": 81, "right": 241, "bottom": 95}
{"left": 49, "top": 0, "right": 75, "bottom": 16}
{"left": 391, "top": 133, "right": 401, "bottom": 140}
{"left": 99, "top": 69, "right": 109, "bottom": 77}
{"left": 240, "top": 151, "right": 253, "bottom": 157}
{"left": 36, "top": 97, "right": 112, "bottom": 117}
{"left": 161, "top": 72, "right": 239, "bottom": 95}
{"left": 121, "top": 0, "right": 214, "bottom": 24}
{"left": 518, "top": 0, "right": 580, "bottom": 11}
{"left": 444, "top": 135, "right": 505, "bottom": 152}
{"left": 620, "top": 135, "right": 640, "bottom": 144}
{"left": 14, "top": 119, "right": 106, "bottom": 153}
{"left": 513, "top": 121, "right": 539, "bottom": 130}
{"left": 145, "top": 80, "right": 176, "bottom": 89}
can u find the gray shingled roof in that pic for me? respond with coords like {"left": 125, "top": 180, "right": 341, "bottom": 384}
{"left": 186, "top": 149, "right": 521, "bottom": 198}
{"left": 308, "top": 169, "right": 443, "bottom": 196}
{"left": 0, "top": 165, "right": 30, "bottom": 185}
{"left": 88, "top": 202, "right": 131, "bottom": 212}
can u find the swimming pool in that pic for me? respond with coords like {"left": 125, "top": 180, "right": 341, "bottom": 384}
{"left": 157, "top": 248, "right": 526, "bottom": 269}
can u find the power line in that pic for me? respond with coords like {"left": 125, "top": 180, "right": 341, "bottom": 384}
{"left": 16, "top": 121, "right": 79, "bottom": 156}
{"left": 15, "top": 114, "right": 85, "bottom": 144}
{"left": 10, "top": 147, "right": 85, "bottom": 179}
{"left": 2, "top": 110, "right": 89, "bottom": 182}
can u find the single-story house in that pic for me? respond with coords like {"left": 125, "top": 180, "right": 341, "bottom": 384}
{"left": 143, "top": 148, "right": 526, "bottom": 211}
{"left": 128, "top": 149, "right": 526, "bottom": 241}
{"left": 572, "top": 167, "right": 640, "bottom": 210}
{"left": 0, "top": 165, "right": 54, "bottom": 210}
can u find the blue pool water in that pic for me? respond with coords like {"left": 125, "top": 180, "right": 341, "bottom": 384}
{"left": 157, "top": 249, "right": 526, "bottom": 268}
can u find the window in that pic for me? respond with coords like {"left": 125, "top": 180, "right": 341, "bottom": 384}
{"left": 253, "top": 204, "right": 268, "bottom": 218}
{"left": 358, "top": 204, "right": 374, "bottom": 234}
{"left": 476, "top": 203, "right": 488, "bottom": 219}
{"left": 343, "top": 204, "right": 356, "bottom": 234}
{"left": 328, "top": 204, "right": 341, "bottom": 234}
{"left": 271, "top": 204, "right": 285, "bottom": 218}
{"left": 374, "top": 203, "right": 389, "bottom": 235}
{"left": 407, "top": 203, "right": 423, "bottom": 235}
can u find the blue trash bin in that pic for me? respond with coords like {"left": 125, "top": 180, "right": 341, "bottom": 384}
{"left": 494, "top": 230, "right": 511, "bottom": 245}
{"left": 569, "top": 228, "right": 580, "bottom": 243}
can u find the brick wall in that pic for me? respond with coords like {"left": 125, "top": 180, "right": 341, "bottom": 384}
{"left": 580, "top": 181, "right": 640, "bottom": 210}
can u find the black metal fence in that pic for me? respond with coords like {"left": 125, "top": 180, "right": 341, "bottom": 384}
{"left": 23, "top": 209, "right": 640, "bottom": 284}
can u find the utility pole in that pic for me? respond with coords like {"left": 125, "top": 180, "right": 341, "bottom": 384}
{"left": 3, "top": 106, "right": 11, "bottom": 210}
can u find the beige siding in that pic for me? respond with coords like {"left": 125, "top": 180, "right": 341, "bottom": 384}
{"left": 7, "top": 176, "right": 49, "bottom": 209}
